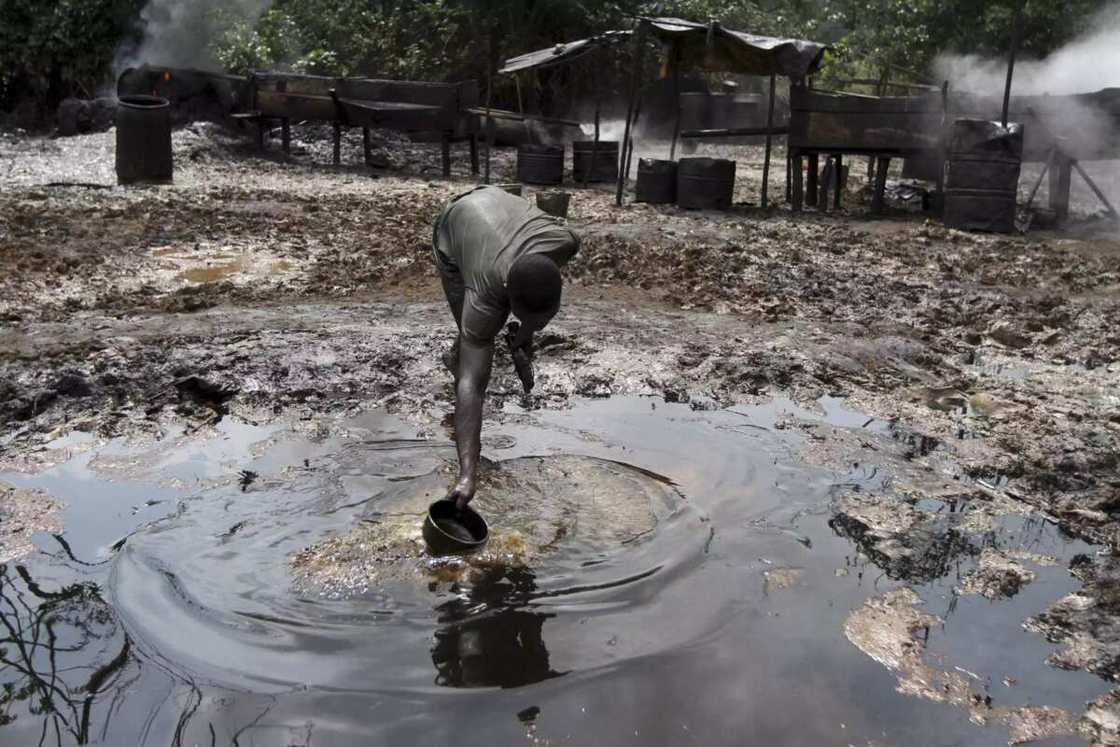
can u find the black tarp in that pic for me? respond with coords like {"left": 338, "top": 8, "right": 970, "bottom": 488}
{"left": 499, "top": 18, "right": 826, "bottom": 80}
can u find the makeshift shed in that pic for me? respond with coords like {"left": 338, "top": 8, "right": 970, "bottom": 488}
{"left": 497, "top": 18, "right": 827, "bottom": 205}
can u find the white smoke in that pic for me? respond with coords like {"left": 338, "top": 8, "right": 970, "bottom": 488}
{"left": 114, "top": 0, "right": 272, "bottom": 73}
{"left": 934, "top": 3, "right": 1120, "bottom": 95}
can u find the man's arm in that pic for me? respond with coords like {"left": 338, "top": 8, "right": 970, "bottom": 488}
{"left": 447, "top": 335, "right": 494, "bottom": 509}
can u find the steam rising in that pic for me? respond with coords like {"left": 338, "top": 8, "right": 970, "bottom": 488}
{"left": 934, "top": 3, "right": 1120, "bottom": 95}
{"left": 115, "top": 0, "right": 272, "bottom": 73}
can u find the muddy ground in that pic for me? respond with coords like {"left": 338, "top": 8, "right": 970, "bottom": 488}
{"left": 2, "top": 122, "right": 1120, "bottom": 742}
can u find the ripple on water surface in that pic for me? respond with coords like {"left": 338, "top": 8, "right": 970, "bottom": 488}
{"left": 110, "top": 433, "right": 708, "bottom": 691}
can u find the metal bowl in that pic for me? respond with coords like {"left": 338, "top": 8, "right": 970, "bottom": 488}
{"left": 423, "top": 500, "right": 489, "bottom": 555}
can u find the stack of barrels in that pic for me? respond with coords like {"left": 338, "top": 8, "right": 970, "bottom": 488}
{"left": 515, "top": 141, "right": 621, "bottom": 185}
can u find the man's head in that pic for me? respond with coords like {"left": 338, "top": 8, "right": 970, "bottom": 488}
{"left": 508, "top": 254, "right": 562, "bottom": 331}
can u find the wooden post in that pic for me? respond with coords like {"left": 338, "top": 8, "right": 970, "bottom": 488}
{"left": 806, "top": 153, "right": 819, "bottom": 205}
{"left": 1072, "top": 159, "right": 1120, "bottom": 218}
{"left": 1049, "top": 151, "right": 1072, "bottom": 220}
{"left": 819, "top": 157, "right": 832, "bottom": 211}
{"left": 484, "top": 70, "right": 494, "bottom": 184}
{"left": 761, "top": 73, "right": 777, "bottom": 209}
{"left": 441, "top": 131, "right": 452, "bottom": 177}
{"left": 791, "top": 150, "right": 804, "bottom": 211}
{"left": 276, "top": 80, "right": 290, "bottom": 154}
{"left": 616, "top": 22, "right": 645, "bottom": 206}
{"left": 785, "top": 151, "right": 792, "bottom": 202}
{"left": 363, "top": 127, "right": 372, "bottom": 165}
{"left": 624, "top": 92, "right": 643, "bottom": 186}
{"left": 1002, "top": 2, "right": 1026, "bottom": 127}
{"left": 871, "top": 156, "right": 891, "bottom": 214}
{"left": 328, "top": 88, "right": 343, "bottom": 165}
{"left": 1024, "top": 148, "right": 1054, "bottom": 208}
{"left": 583, "top": 94, "right": 600, "bottom": 187}
{"left": 833, "top": 153, "right": 843, "bottom": 209}
{"left": 669, "top": 45, "right": 682, "bottom": 160}
{"left": 469, "top": 134, "right": 479, "bottom": 175}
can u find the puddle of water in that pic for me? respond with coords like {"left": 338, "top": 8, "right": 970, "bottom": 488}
{"left": 148, "top": 244, "right": 295, "bottom": 284}
{"left": 0, "top": 397, "right": 1108, "bottom": 745}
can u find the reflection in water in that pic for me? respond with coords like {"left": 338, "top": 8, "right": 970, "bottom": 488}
{"left": 0, "top": 564, "right": 134, "bottom": 744}
{"left": 431, "top": 567, "right": 564, "bottom": 688}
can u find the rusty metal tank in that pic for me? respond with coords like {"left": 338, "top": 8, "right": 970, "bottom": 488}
{"left": 676, "top": 157, "right": 735, "bottom": 210}
{"left": 115, "top": 95, "right": 173, "bottom": 185}
{"left": 517, "top": 144, "right": 564, "bottom": 185}
{"left": 944, "top": 119, "right": 1023, "bottom": 233}
{"left": 635, "top": 158, "right": 677, "bottom": 204}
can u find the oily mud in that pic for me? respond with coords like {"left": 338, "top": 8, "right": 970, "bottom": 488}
{"left": 2, "top": 124, "right": 1120, "bottom": 744}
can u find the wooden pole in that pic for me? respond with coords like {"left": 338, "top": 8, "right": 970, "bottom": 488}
{"left": 583, "top": 96, "right": 600, "bottom": 187}
{"left": 1072, "top": 159, "right": 1120, "bottom": 218}
{"left": 615, "top": 23, "right": 645, "bottom": 206}
{"left": 669, "top": 44, "right": 682, "bottom": 160}
{"left": 1002, "top": 2, "right": 1025, "bottom": 127}
{"left": 1024, "top": 147, "right": 1054, "bottom": 207}
{"left": 761, "top": 73, "right": 777, "bottom": 209}
{"left": 624, "top": 92, "right": 644, "bottom": 185}
{"left": 484, "top": 70, "right": 493, "bottom": 184}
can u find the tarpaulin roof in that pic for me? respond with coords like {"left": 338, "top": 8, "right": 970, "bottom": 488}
{"left": 644, "top": 17, "right": 826, "bottom": 78}
{"left": 499, "top": 17, "right": 826, "bottom": 79}
{"left": 499, "top": 31, "right": 631, "bottom": 75}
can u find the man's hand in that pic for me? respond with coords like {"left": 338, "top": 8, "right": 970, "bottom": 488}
{"left": 506, "top": 322, "right": 535, "bottom": 393}
{"left": 447, "top": 475, "right": 477, "bottom": 510}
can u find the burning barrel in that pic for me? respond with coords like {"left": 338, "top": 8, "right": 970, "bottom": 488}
{"left": 572, "top": 141, "right": 619, "bottom": 182}
{"left": 115, "top": 95, "right": 173, "bottom": 185}
{"left": 944, "top": 119, "right": 1023, "bottom": 233}
{"left": 677, "top": 158, "right": 735, "bottom": 210}
{"left": 517, "top": 145, "right": 564, "bottom": 185}
{"left": 635, "top": 159, "right": 677, "bottom": 204}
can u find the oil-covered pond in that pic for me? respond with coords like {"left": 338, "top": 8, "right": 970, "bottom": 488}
{"left": 0, "top": 396, "right": 1107, "bottom": 745}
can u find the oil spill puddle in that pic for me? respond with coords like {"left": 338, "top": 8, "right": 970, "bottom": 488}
{"left": 149, "top": 242, "right": 296, "bottom": 285}
{"left": 0, "top": 397, "right": 1111, "bottom": 745}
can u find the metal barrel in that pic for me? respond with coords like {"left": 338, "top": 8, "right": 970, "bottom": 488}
{"left": 572, "top": 140, "right": 619, "bottom": 182}
{"left": 676, "top": 157, "right": 735, "bottom": 210}
{"left": 115, "top": 95, "right": 173, "bottom": 185}
{"left": 635, "top": 158, "right": 677, "bottom": 204}
{"left": 517, "top": 144, "right": 564, "bottom": 185}
{"left": 944, "top": 118, "right": 1023, "bottom": 233}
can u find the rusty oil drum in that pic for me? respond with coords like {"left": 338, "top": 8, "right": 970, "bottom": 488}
{"left": 115, "top": 95, "right": 173, "bottom": 185}
{"left": 635, "top": 158, "right": 677, "bottom": 204}
{"left": 517, "top": 144, "right": 564, "bottom": 185}
{"left": 676, "top": 157, "right": 735, "bottom": 210}
{"left": 944, "top": 119, "right": 1023, "bottom": 233}
{"left": 572, "top": 140, "right": 619, "bottom": 182}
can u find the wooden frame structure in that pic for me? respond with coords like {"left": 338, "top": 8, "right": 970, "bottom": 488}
{"left": 119, "top": 65, "right": 482, "bottom": 176}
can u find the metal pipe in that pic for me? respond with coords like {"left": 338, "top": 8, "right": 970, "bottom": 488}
{"left": 1002, "top": 1, "right": 1025, "bottom": 127}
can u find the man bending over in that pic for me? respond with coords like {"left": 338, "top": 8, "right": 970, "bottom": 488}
{"left": 432, "top": 186, "right": 579, "bottom": 509}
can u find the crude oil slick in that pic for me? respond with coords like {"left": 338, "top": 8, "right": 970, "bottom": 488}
{"left": 0, "top": 397, "right": 1113, "bottom": 744}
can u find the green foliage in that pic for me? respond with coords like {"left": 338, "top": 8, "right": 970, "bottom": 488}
{"left": 0, "top": 0, "right": 143, "bottom": 111}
